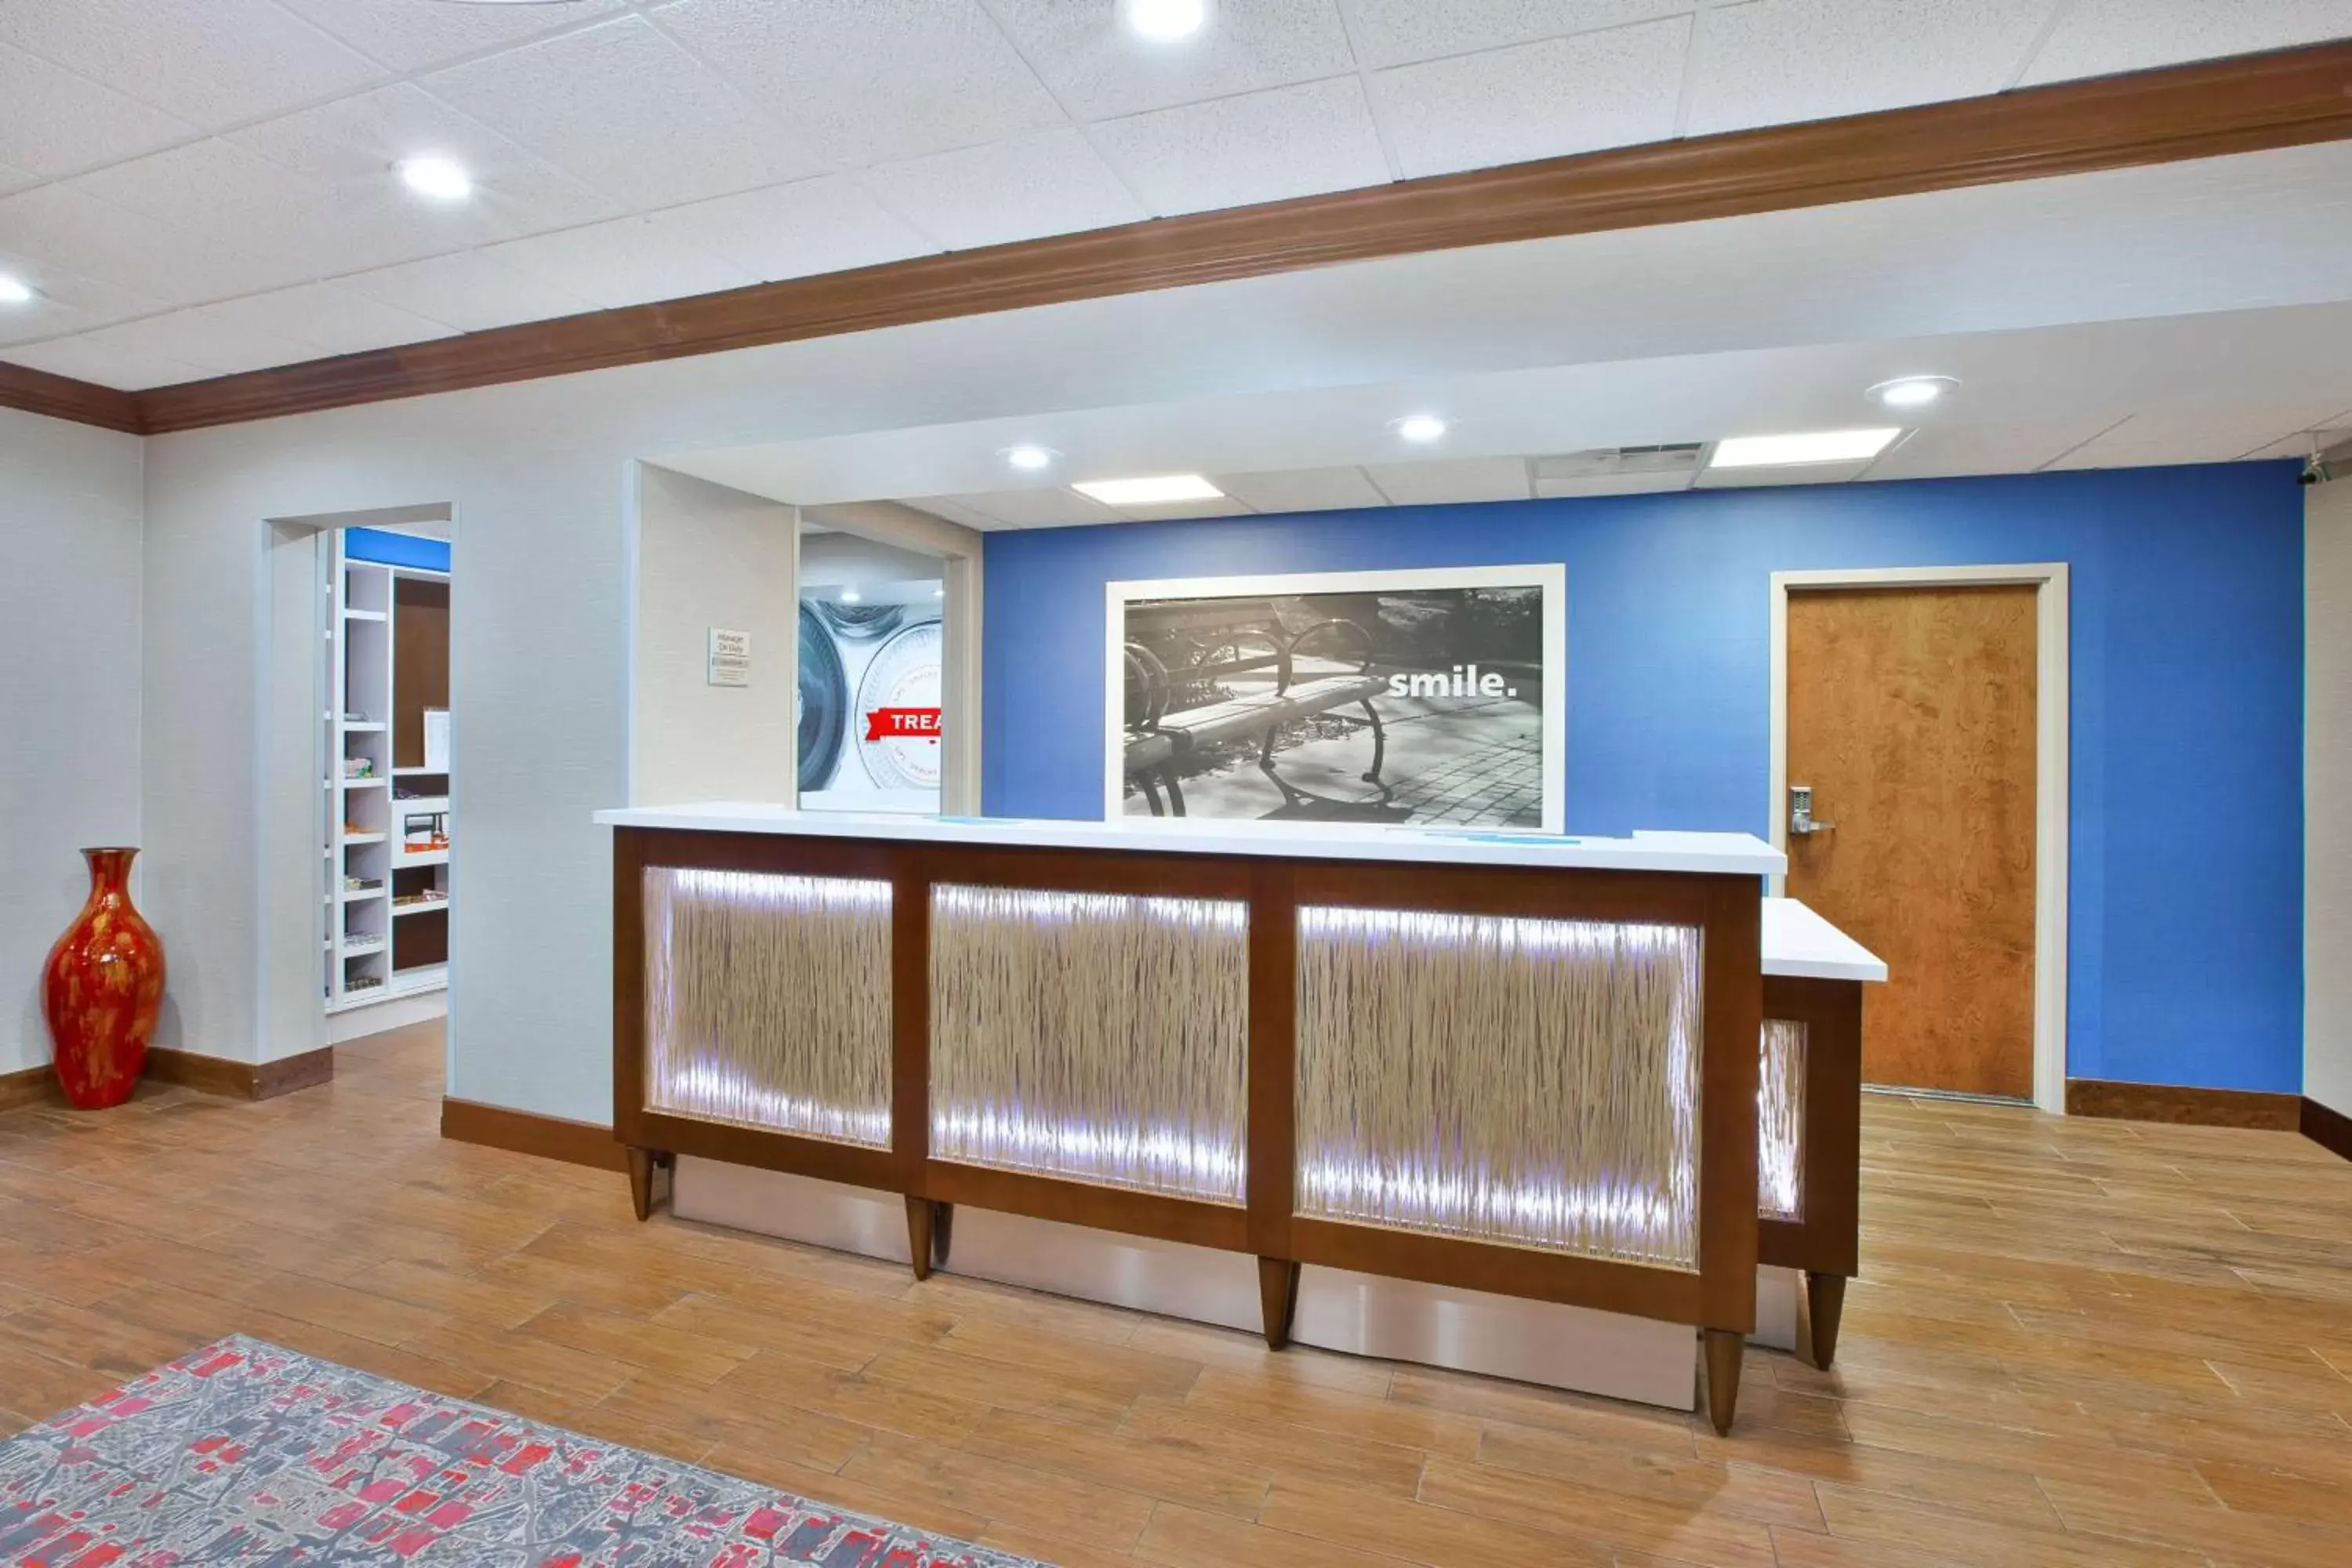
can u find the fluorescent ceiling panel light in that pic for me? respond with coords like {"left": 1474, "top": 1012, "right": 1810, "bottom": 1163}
{"left": 1071, "top": 474, "right": 1225, "bottom": 506}
{"left": 1710, "top": 429, "right": 1900, "bottom": 468}
{"left": 1123, "top": 0, "right": 1208, "bottom": 42}
{"left": 397, "top": 155, "right": 473, "bottom": 201}
{"left": 0, "top": 274, "right": 34, "bottom": 306}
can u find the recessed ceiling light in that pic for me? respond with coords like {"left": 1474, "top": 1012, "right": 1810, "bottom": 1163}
{"left": 932, "top": 586, "right": 945, "bottom": 597}
{"left": 1003, "top": 444, "right": 1056, "bottom": 471}
{"left": 1123, "top": 0, "right": 1207, "bottom": 42}
{"left": 0, "top": 274, "right": 34, "bottom": 307}
{"left": 1072, "top": 474, "right": 1225, "bottom": 506}
{"left": 1710, "top": 429, "right": 1901, "bottom": 468}
{"left": 840, "top": 588, "right": 862, "bottom": 604}
{"left": 397, "top": 155, "right": 473, "bottom": 201}
{"left": 1871, "top": 376, "right": 1958, "bottom": 409}
{"left": 1392, "top": 414, "right": 1449, "bottom": 443}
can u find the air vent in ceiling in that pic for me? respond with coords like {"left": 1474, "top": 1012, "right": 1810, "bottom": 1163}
{"left": 1532, "top": 444, "right": 1706, "bottom": 481}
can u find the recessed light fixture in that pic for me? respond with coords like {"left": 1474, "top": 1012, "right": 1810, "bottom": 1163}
{"left": 1392, "top": 414, "right": 1449, "bottom": 444}
{"left": 933, "top": 586, "right": 945, "bottom": 597}
{"left": 397, "top": 155, "right": 473, "bottom": 201}
{"left": 840, "top": 588, "right": 863, "bottom": 604}
{"left": 1002, "top": 444, "right": 1056, "bottom": 472}
{"left": 1072, "top": 474, "right": 1225, "bottom": 506}
{"left": 0, "top": 274, "right": 34, "bottom": 307}
{"left": 1870, "top": 376, "right": 1958, "bottom": 410}
{"left": 1709, "top": 429, "right": 1901, "bottom": 468}
{"left": 1123, "top": 0, "right": 1208, "bottom": 42}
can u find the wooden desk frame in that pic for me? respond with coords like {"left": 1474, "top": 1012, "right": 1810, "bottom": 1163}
{"left": 613, "top": 826, "right": 1763, "bottom": 1432}
{"left": 1758, "top": 974, "right": 1864, "bottom": 1369}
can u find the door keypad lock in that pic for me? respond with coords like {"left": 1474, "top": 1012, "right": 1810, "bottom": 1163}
{"left": 1790, "top": 784, "right": 1835, "bottom": 837}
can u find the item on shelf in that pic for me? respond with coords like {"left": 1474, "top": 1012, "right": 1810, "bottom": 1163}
{"left": 393, "top": 889, "right": 449, "bottom": 909}
{"left": 392, "top": 786, "right": 419, "bottom": 800}
{"left": 343, "top": 757, "right": 375, "bottom": 779}
{"left": 347, "top": 974, "right": 383, "bottom": 995}
{"left": 423, "top": 708, "right": 450, "bottom": 771}
{"left": 402, "top": 811, "right": 449, "bottom": 852}
{"left": 43, "top": 847, "right": 167, "bottom": 1110}
{"left": 343, "top": 710, "right": 371, "bottom": 724}
{"left": 343, "top": 875, "right": 383, "bottom": 893}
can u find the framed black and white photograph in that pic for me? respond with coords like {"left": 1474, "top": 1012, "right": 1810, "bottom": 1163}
{"left": 1104, "top": 564, "right": 1565, "bottom": 829}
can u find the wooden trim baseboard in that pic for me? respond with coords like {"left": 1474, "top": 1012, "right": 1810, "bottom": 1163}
{"left": 0, "top": 1063, "right": 61, "bottom": 1114}
{"left": 441, "top": 1097, "right": 630, "bottom": 1172}
{"left": 2303, "top": 1095, "right": 2352, "bottom": 1163}
{"left": 144, "top": 1044, "right": 335, "bottom": 1102}
{"left": 2066, "top": 1077, "right": 2301, "bottom": 1131}
{"left": 8, "top": 42, "right": 2352, "bottom": 435}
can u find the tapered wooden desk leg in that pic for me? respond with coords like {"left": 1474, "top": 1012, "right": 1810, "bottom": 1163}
{"left": 1702, "top": 1328, "right": 1744, "bottom": 1436}
{"left": 1258, "top": 1258, "right": 1301, "bottom": 1349}
{"left": 625, "top": 1148, "right": 656, "bottom": 1222}
{"left": 1806, "top": 1272, "right": 1849, "bottom": 1370}
{"left": 906, "top": 1196, "right": 939, "bottom": 1281}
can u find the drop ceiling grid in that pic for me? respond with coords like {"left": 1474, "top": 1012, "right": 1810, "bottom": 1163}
{"left": 2, "top": 0, "right": 2347, "bottom": 387}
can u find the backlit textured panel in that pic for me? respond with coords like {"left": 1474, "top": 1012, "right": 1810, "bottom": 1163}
{"left": 1759, "top": 1019, "right": 1806, "bottom": 1221}
{"left": 1296, "top": 906, "right": 1701, "bottom": 1269}
{"left": 644, "top": 867, "right": 892, "bottom": 1148}
{"left": 930, "top": 885, "right": 1249, "bottom": 1203}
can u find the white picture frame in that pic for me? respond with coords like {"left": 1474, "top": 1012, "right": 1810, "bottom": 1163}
{"left": 1104, "top": 563, "right": 1566, "bottom": 830}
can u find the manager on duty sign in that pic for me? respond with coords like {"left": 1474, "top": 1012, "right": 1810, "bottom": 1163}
{"left": 707, "top": 628, "right": 751, "bottom": 688}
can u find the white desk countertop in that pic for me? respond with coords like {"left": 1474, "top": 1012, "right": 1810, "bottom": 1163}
{"left": 596, "top": 803, "right": 1786, "bottom": 877}
{"left": 1761, "top": 897, "right": 1888, "bottom": 983}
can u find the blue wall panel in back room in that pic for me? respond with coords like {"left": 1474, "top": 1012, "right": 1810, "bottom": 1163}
{"left": 981, "top": 463, "right": 2306, "bottom": 1094}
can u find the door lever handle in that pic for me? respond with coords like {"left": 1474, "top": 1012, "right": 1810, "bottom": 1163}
{"left": 1788, "top": 784, "right": 1834, "bottom": 838}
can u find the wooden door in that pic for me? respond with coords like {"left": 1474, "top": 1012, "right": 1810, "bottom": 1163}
{"left": 1785, "top": 586, "right": 2038, "bottom": 1098}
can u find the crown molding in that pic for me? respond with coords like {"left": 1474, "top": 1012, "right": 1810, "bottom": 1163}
{"left": 9, "top": 39, "right": 2352, "bottom": 437}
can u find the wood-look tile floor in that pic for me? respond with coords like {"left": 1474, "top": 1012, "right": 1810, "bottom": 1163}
{"left": 5, "top": 1025, "right": 2351, "bottom": 1566}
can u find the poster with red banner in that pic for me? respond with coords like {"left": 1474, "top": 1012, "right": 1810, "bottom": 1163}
{"left": 797, "top": 591, "right": 943, "bottom": 813}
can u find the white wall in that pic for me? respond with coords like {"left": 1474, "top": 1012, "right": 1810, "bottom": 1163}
{"left": 1, "top": 408, "right": 143, "bottom": 1075}
{"left": 633, "top": 465, "right": 799, "bottom": 807}
{"left": 2308, "top": 477, "right": 2352, "bottom": 1116}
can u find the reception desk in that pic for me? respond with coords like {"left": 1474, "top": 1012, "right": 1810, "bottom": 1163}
{"left": 596, "top": 806, "right": 1878, "bottom": 1432}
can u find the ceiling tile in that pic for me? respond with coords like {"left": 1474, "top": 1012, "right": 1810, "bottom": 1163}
{"left": 196, "top": 281, "right": 453, "bottom": 357}
{"left": 0, "top": 159, "right": 33, "bottom": 198}
{"left": 1091, "top": 75, "right": 1391, "bottom": 216}
{"left": 2044, "top": 404, "right": 2352, "bottom": 470}
{"left": 653, "top": 0, "right": 1064, "bottom": 166}
{"left": 1340, "top": 0, "right": 1694, "bottom": 68}
{"left": 648, "top": 176, "right": 938, "bottom": 281}
{"left": 1532, "top": 468, "right": 1696, "bottom": 497}
{"left": 275, "top": 0, "right": 625, "bottom": 72}
{"left": 942, "top": 488, "right": 1123, "bottom": 528}
{"left": 903, "top": 497, "right": 1011, "bottom": 531}
{"left": 0, "top": 249, "right": 165, "bottom": 347}
{"left": 0, "top": 42, "right": 195, "bottom": 179}
{"left": 0, "top": 0, "right": 385, "bottom": 130}
{"left": 1363, "top": 456, "right": 1532, "bottom": 504}
{"left": 480, "top": 216, "right": 754, "bottom": 310}
{"left": 424, "top": 16, "right": 824, "bottom": 210}
{"left": 71, "top": 138, "right": 448, "bottom": 283}
{"left": 230, "top": 84, "right": 621, "bottom": 244}
{"left": 338, "top": 250, "right": 598, "bottom": 333}
{"left": 1215, "top": 466, "right": 1391, "bottom": 513}
{"left": 71, "top": 307, "right": 318, "bottom": 378}
{"left": 0, "top": 182, "right": 304, "bottom": 306}
{"left": 990, "top": 0, "right": 1354, "bottom": 121}
{"left": 1862, "top": 421, "right": 2120, "bottom": 480}
{"left": 863, "top": 129, "right": 1147, "bottom": 251}
{"left": 1, "top": 332, "right": 212, "bottom": 390}
{"left": 1370, "top": 16, "right": 1690, "bottom": 180}
{"left": 2023, "top": 0, "right": 2352, "bottom": 86}
{"left": 1685, "top": 0, "right": 2053, "bottom": 138}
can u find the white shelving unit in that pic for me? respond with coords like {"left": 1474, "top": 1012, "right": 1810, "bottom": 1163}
{"left": 324, "top": 535, "right": 451, "bottom": 1013}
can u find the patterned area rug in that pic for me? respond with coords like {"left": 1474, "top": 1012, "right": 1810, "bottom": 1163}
{"left": 0, "top": 1335, "right": 1047, "bottom": 1566}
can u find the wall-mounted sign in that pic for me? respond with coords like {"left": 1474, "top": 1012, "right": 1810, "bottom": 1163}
{"left": 1105, "top": 563, "right": 1566, "bottom": 829}
{"left": 706, "top": 627, "right": 750, "bottom": 688}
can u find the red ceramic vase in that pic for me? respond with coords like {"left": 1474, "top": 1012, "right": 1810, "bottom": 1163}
{"left": 42, "top": 847, "right": 166, "bottom": 1110}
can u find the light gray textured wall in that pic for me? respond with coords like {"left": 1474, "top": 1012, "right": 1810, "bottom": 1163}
{"left": 2307, "top": 477, "right": 2352, "bottom": 1115}
{"left": 0, "top": 408, "right": 143, "bottom": 1076}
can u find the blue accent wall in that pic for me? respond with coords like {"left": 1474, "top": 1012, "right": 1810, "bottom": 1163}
{"left": 982, "top": 463, "right": 2306, "bottom": 1094}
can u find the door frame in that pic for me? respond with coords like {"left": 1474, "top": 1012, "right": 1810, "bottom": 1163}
{"left": 1768, "top": 564, "right": 2070, "bottom": 1114}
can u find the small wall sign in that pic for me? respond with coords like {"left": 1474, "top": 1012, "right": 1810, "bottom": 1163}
{"left": 706, "top": 628, "right": 751, "bottom": 688}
